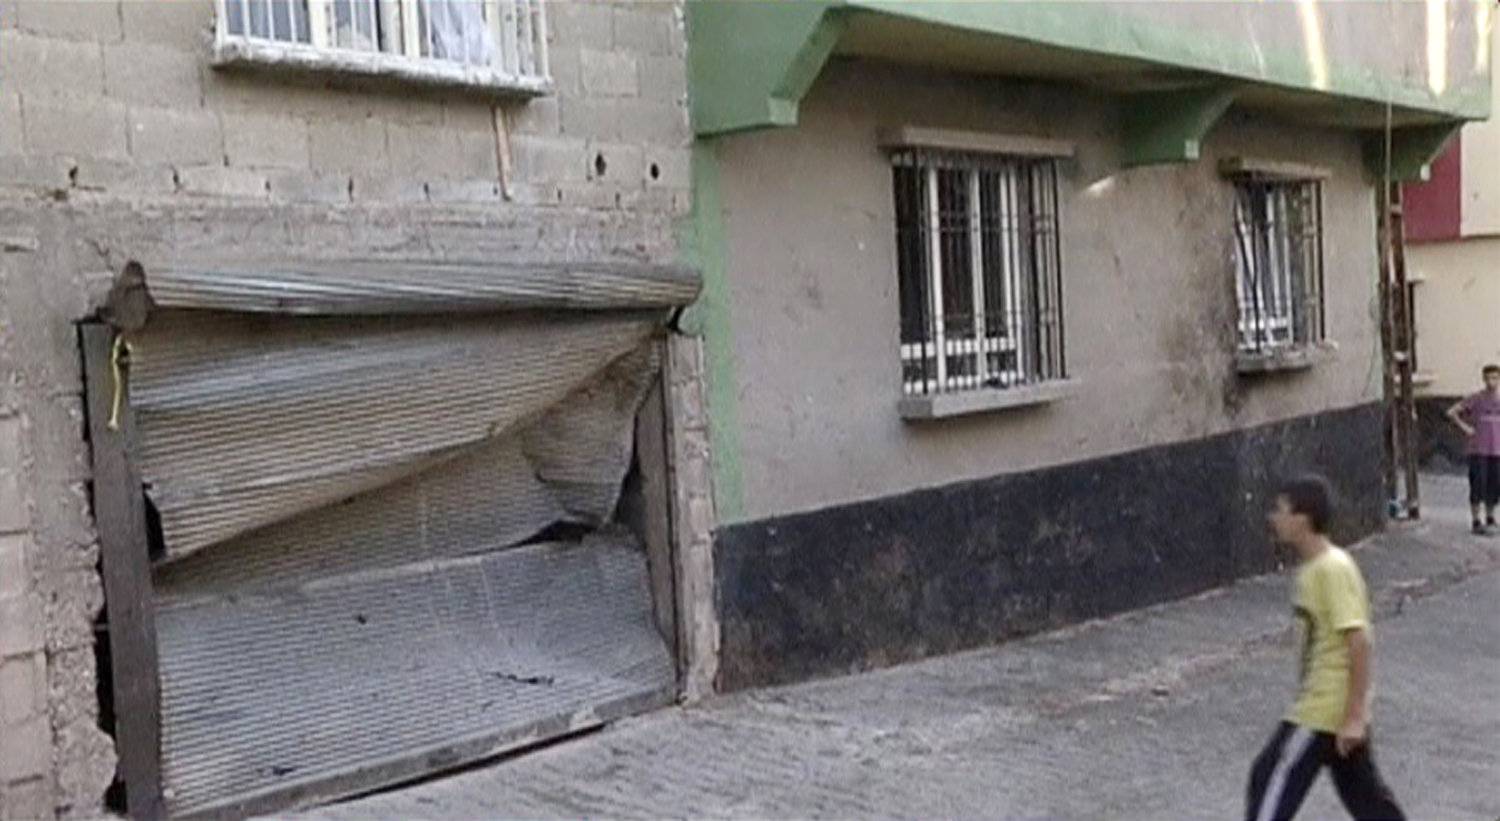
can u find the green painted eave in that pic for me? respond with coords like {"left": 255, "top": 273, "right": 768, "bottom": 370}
{"left": 689, "top": 0, "right": 1492, "bottom": 139}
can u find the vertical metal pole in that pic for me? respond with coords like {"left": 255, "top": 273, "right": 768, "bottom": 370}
{"left": 1391, "top": 182, "right": 1421, "bottom": 518}
{"left": 1377, "top": 184, "right": 1399, "bottom": 509}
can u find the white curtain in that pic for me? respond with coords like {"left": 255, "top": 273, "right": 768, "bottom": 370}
{"left": 421, "top": 0, "right": 496, "bottom": 66}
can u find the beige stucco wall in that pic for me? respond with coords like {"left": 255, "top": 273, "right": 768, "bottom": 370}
{"left": 1461, "top": 21, "right": 1500, "bottom": 238}
{"left": 714, "top": 61, "right": 1382, "bottom": 524}
{"left": 0, "top": 2, "right": 690, "bottom": 817}
{"left": 1410, "top": 236, "right": 1500, "bottom": 397}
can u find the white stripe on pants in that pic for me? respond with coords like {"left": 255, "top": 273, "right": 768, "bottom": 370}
{"left": 1257, "top": 726, "right": 1316, "bottom": 821}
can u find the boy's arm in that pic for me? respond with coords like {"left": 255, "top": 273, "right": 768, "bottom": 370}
{"left": 1336, "top": 627, "right": 1372, "bottom": 756}
{"left": 1447, "top": 398, "right": 1477, "bottom": 437}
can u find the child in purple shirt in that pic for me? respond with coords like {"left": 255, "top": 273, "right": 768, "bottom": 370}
{"left": 1447, "top": 364, "right": 1500, "bottom": 535}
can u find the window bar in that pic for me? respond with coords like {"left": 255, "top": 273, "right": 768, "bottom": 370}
{"left": 1019, "top": 161, "right": 1037, "bottom": 383}
{"left": 423, "top": 0, "right": 435, "bottom": 58}
{"left": 967, "top": 165, "right": 989, "bottom": 388}
{"left": 1025, "top": 162, "right": 1047, "bottom": 382}
{"left": 1313, "top": 182, "right": 1326, "bottom": 342}
{"left": 532, "top": 0, "right": 549, "bottom": 77}
{"left": 1249, "top": 188, "right": 1271, "bottom": 352}
{"left": 500, "top": 0, "right": 520, "bottom": 75}
{"left": 1274, "top": 186, "right": 1293, "bottom": 344}
{"left": 517, "top": 0, "right": 535, "bottom": 76}
{"left": 380, "top": 0, "right": 401, "bottom": 53}
{"left": 926, "top": 163, "right": 948, "bottom": 392}
{"left": 400, "top": 0, "right": 421, "bottom": 57}
{"left": 306, "top": 0, "right": 329, "bottom": 47}
{"left": 215, "top": 0, "right": 230, "bottom": 44}
{"left": 484, "top": 0, "right": 504, "bottom": 67}
{"left": 459, "top": 0, "right": 472, "bottom": 66}
{"left": 364, "top": 0, "right": 379, "bottom": 53}
{"left": 260, "top": 0, "right": 273, "bottom": 39}
{"left": 291, "top": 0, "right": 306, "bottom": 42}
{"left": 1000, "top": 163, "right": 1022, "bottom": 385}
{"left": 1046, "top": 161, "right": 1066, "bottom": 379}
{"left": 1013, "top": 162, "right": 1033, "bottom": 383}
{"left": 918, "top": 165, "right": 935, "bottom": 394}
{"left": 1232, "top": 195, "right": 1252, "bottom": 350}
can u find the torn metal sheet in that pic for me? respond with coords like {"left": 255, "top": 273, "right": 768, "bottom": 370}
{"left": 155, "top": 535, "right": 676, "bottom": 818}
{"left": 104, "top": 258, "right": 699, "bottom": 328}
{"left": 127, "top": 309, "right": 662, "bottom": 560}
{"left": 521, "top": 343, "right": 662, "bottom": 525}
{"left": 154, "top": 345, "right": 660, "bottom": 601}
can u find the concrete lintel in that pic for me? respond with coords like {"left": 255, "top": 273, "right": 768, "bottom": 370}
{"left": 1218, "top": 156, "right": 1333, "bottom": 182}
{"left": 1362, "top": 123, "right": 1463, "bottom": 183}
{"left": 878, "top": 127, "right": 1076, "bottom": 159}
{"left": 1121, "top": 86, "right": 1237, "bottom": 167}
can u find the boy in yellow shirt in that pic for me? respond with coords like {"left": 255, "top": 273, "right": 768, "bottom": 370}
{"left": 1245, "top": 476, "right": 1404, "bottom": 820}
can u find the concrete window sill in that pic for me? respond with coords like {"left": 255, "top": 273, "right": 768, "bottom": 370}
{"left": 211, "top": 39, "right": 552, "bottom": 99}
{"left": 1235, "top": 344, "right": 1335, "bottom": 375}
{"left": 899, "top": 380, "right": 1078, "bottom": 421}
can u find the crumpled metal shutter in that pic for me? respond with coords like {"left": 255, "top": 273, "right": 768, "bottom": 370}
{"left": 107, "top": 258, "right": 698, "bottom": 817}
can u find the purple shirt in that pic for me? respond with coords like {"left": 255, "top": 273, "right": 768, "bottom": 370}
{"left": 1461, "top": 391, "right": 1500, "bottom": 457}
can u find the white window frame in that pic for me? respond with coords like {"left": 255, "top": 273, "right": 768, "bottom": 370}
{"left": 213, "top": 0, "right": 550, "bottom": 96}
{"left": 886, "top": 133, "right": 1070, "bottom": 400}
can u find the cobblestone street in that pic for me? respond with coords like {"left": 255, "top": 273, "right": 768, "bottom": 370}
{"left": 295, "top": 475, "right": 1500, "bottom": 820}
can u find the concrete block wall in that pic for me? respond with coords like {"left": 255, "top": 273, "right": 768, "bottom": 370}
{"left": 0, "top": 1, "right": 691, "bottom": 817}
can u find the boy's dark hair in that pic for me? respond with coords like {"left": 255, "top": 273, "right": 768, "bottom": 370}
{"left": 1278, "top": 475, "right": 1335, "bottom": 534}
{"left": 1484, "top": 364, "right": 1500, "bottom": 377}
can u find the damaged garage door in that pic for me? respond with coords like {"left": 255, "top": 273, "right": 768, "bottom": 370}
{"left": 96, "top": 258, "right": 698, "bottom": 817}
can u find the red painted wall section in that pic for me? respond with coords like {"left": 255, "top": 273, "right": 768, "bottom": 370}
{"left": 1403, "top": 135, "right": 1463, "bottom": 243}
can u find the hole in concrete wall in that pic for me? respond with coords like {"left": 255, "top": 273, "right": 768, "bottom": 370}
{"left": 649, "top": 163, "right": 660, "bottom": 181}
{"left": 520, "top": 521, "right": 595, "bottom": 546}
{"left": 594, "top": 153, "right": 608, "bottom": 178}
{"left": 77, "top": 323, "right": 128, "bottom": 814}
{"left": 68, "top": 164, "right": 79, "bottom": 186}
{"left": 94, "top": 594, "right": 127, "bottom": 815}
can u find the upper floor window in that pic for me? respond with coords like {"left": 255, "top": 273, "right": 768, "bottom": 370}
{"left": 216, "top": 0, "right": 549, "bottom": 92}
{"left": 1230, "top": 177, "right": 1325, "bottom": 355}
{"left": 892, "top": 148, "right": 1066, "bottom": 397}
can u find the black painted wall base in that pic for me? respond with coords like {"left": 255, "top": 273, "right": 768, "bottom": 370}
{"left": 1417, "top": 395, "right": 1466, "bottom": 474}
{"left": 714, "top": 402, "right": 1385, "bottom": 691}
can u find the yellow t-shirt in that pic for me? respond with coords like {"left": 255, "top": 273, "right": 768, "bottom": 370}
{"left": 1287, "top": 546, "right": 1372, "bottom": 733}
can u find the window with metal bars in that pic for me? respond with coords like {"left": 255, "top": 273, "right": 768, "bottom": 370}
{"left": 1231, "top": 179, "right": 1325, "bottom": 355}
{"left": 892, "top": 149, "right": 1066, "bottom": 396}
{"left": 217, "top": 0, "right": 549, "bottom": 84}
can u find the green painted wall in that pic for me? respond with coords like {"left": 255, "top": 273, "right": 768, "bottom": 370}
{"left": 689, "top": 0, "right": 1492, "bottom": 137}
